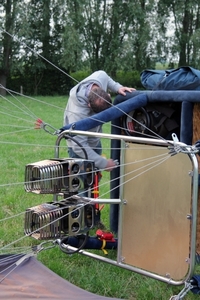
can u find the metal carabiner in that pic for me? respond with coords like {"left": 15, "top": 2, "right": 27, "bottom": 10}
{"left": 32, "top": 240, "right": 56, "bottom": 253}
{"left": 43, "top": 123, "right": 58, "bottom": 135}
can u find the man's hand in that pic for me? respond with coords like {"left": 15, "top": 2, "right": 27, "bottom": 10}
{"left": 118, "top": 86, "right": 136, "bottom": 96}
{"left": 105, "top": 159, "right": 117, "bottom": 172}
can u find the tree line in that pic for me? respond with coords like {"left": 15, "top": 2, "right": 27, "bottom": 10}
{"left": 0, "top": 0, "right": 200, "bottom": 96}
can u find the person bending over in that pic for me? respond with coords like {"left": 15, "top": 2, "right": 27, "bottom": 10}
{"left": 64, "top": 70, "right": 135, "bottom": 171}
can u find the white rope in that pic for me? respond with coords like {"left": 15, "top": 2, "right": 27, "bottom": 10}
{"left": 0, "top": 86, "right": 64, "bottom": 111}
{"left": 0, "top": 211, "right": 25, "bottom": 222}
{"left": 0, "top": 29, "right": 180, "bottom": 263}
{"left": 0, "top": 127, "right": 34, "bottom": 136}
{"left": 0, "top": 252, "right": 35, "bottom": 283}
{"left": 0, "top": 86, "right": 38, "bottom": 120}
{"left": 99, "top": 153, "right": 171, "bottom": 199}
{"left": 0, "top": 29, "right": 79, "bottom": 85}
{"left": 0, "top": 124, "right": 33, "bottom": 128}
{"left": 0, "top": 109, "right": 34, "bottom": 125}
{"left": 0, "top": 150, "right": 169, "bottom": 189}
{"left": 0, "top": 152, "right": 170, "bottom": 254}
{"left": 0, "top": 140, "right": 58, "bottom": 147}
{"left": 0, "top": 78, "right": 168, "bottom": 143}
{"left": 0, "top": 28, "right": 170, "bottom": 143}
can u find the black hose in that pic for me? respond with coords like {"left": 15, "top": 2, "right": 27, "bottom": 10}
{"left": 65, "top": 134, "right": 88, "bottom": 159}
{"left": 59, "top": 232, "right": 89, "bottom": 255}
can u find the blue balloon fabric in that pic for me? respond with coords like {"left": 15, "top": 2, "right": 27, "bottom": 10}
{"left": 60, "top": 93, "right": 148, "bottom": 132}
{"left": 141, "top": 66, "right": 200, "bottom": 91}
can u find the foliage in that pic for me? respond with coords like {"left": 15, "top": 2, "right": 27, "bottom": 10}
{"left": 1, "top": 1, "right": 200, "bottom": 95}
{"left": 116, "top": 70, "right": 143, "bottom": 89}
{"left": 69, "top": 69, "right": 143, "bottom": 90}
{"left": 70, "top": 70, "right": 91, "bottom": 84}
{"left": 156, "top": 0, "right": 200, "bottom": 67}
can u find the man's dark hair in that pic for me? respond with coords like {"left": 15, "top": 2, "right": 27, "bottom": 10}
{"left": 88, "top": 87, "right": 112, "bottom": 113}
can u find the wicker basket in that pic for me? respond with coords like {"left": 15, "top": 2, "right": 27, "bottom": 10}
{"left": 192, "top": 103, "right": 200, "bottom": 253}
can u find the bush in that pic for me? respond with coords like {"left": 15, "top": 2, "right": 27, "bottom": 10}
{"left": 70, "top": 70, "right": 91, "bottom": 83}
{"left": 7, "top": 67, "right": 72, "bottom": 96}
{"left": 70, "top": 70, "right": 144, "bottom": 90}
{"left": 7, "top": 69, "right": 144, "bottom": 96}
{"left": 116, "top": 70, "right": 144, "bottom": 89}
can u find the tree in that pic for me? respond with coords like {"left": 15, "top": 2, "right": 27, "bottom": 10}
{"left": 129, "top": 0, "right": 155, "bottom": 71}
{"left": 156, "top": 0, "right": 200, "bottom": 67}
{"left": 19, "top": 0, "right": 53, "bottom": 94}
{"left": 0, "top": 0, "right": 17, "bottom": 96}
{"left": 61, "top": 0, "right": 85, "bottom": 73}
{"left": 61, "top": 0, "right": 153, "bottom": 76}
{"left": 9, "top": 0, "right": 72, "bottom": 95}
{"left": 3, "top": 0, "right": 200, "bottom": 96}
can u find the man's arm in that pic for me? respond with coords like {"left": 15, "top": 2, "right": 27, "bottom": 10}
{"left": 101, "top": 71, "right": 136, "bottom": 95}
{"left": 69, "top": 134, "right": 116, "bottom": 171}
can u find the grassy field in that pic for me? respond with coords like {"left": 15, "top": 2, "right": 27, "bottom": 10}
{"left": 0, "top": 95, "right": 200, "bottom": 299}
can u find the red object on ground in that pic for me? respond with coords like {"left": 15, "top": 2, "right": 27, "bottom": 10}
{"left": 96, "top": 229, "right": 115, "bottom": 242}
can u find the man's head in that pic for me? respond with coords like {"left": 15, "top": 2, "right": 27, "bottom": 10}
{"left": 88, "top": 87, "right": 112, "bottom": 113}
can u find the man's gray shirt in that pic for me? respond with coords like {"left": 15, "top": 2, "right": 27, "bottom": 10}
{"left": 64, "top": 70, "right": 122, "bottom": 169}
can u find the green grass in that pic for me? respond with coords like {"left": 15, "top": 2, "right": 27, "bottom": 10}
{"left": 0, "top": 95, "right": 200, "bottom": 299}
